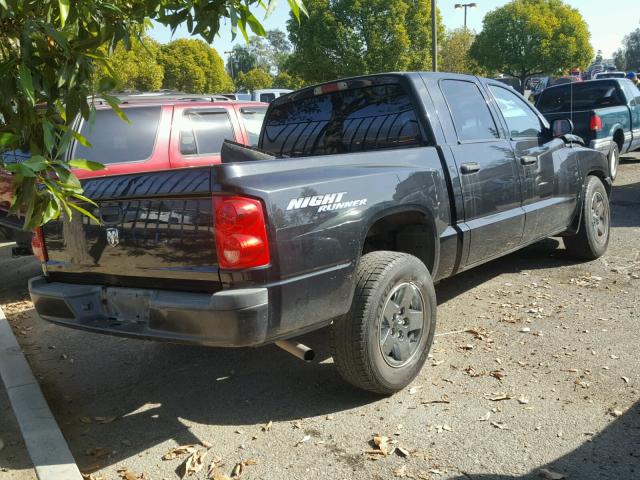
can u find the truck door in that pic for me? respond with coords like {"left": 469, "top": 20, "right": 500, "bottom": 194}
{"left": 487, "top": 83, "right": 580, "bottom": 239}
{"left": 620, "top": 80, "right": 640, "bottom": 151}
{"left": 438, "top": 78, "right": 525, "bottom": 266}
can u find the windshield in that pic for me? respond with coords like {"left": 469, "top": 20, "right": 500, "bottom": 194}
{"left": 239, "top": 106, "right": 267, "bottom": 147}
{"left": 537, "top": 81, "right": 624, "bottom": 113}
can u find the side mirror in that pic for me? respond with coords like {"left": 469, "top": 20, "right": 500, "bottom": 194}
{"left": 552, "top": 118, "right": 573, "bottom": 137}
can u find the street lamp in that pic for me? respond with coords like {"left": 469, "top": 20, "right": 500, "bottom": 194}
{"left": 454, "top": 2, "right": 477, "bottom": 30}
{"left": 224, "top": 50, "right": 234, "bottom": 79}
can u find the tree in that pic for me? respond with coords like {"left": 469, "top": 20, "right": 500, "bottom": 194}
{"left": 286, "top": 0, "right": 444, "bottom": 84}
{"left": 107, "top": 35, "right": 164, "bottom": 92}
{"left": 613, "top": 28, "right": 640, "bottom": 72}
{"left": 235, "top": 68, "right": 273, "bottom": 91}
{"left": 470, "top": 0, "right": 593, "bottom": 92}
{"left": 441, "top": 28, "right": 486, "bottom": 75}
{"left": 226, "top": 44, "right": 257, "bottom": 80}
{"left": 0, "top": 0, "right": 306, "bottom": 229}
{"left": 273, "top": 71, "right": 305, "bottom": 90}
{"left": 159, "top": 39, "right": 233, "bottom": 93}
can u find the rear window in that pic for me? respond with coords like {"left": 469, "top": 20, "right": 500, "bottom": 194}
{"left": 75, "top": 107, "right": 161, "bottom": 164}
{"left": 262, "top": 83, "right": 423, "bottom": 157}
{"left": 180, "top": 110, "right": 234, "bottom": 155}
{"left": 537, "top": 82, "right": 624, "bottom": 113}
{"left": 239, "top": 107, "right": 267, "bottom": 147}
{"left": 259, "top": 93, "right": 276, "bottom": 103}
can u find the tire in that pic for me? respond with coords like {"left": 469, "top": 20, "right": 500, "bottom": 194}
{"left": 331, "top": 251, "right": 437, "bottom": 395}
{"left": 564, "top": 175, "right": 610, "bottom": 260}
{"left": 608, "top": 143, "right": 620, "bottom": 181}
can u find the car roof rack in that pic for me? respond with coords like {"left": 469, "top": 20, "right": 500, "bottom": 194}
{"left": 92, "top": 92, "right": 233, "bottom": 105}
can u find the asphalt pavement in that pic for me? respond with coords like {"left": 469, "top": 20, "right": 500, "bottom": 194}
{"left": 1, "top": 155, "right": 639, "bottom": 480}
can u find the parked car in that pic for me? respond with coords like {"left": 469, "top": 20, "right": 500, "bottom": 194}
{"left": 251, "top": 89, "right": 293, "bottom": 103}
{"left": 494, "top": 76, "right": 521, "bottom": 91}
{"left": 28, "top": 72, "right": 611, "bottom": 394}
{"left": 0, "top": 94, "right": 269, "bottom": 251}
{"left": 536, "top": 78, "right": 640, "bottom": 180}
{"left": 221, "top": 93, "right": 252, "bottom": 101}
{"left": 529, "top": 75, "right": 581, "bottom": 103}
{"left": 594, "top": 71, "right": 627, "bottom": 80}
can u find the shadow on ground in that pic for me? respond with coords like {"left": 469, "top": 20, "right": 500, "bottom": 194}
{"left": 449, "top": 400, "right": 640, "bottom": 480}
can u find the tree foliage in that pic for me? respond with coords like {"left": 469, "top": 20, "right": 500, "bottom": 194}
{"left": 273, "top": 71, "right": 305, "bottom": 90}
{"left": 107, "top": 35, "right": 164, "bottom": 92}
{"left": 0, "top": 0, "right": 306, "bottom": 229}
{"left": 441, "top": 28, "right": 487, "bottom": 76}
{"left": 235, "top": 68, "right": 273, "bottom": 91}
{"left": 226, "top": 29, "right": 291, "bottom": 80}
{"left": 613, "top": 28, "right": 640, "bottom": 72}
{"left": 470, "top": 0, "right": 593, "bottom": 90}
{"left": 286, "top": 0, "right": 444, "bottom": 84}
{"left": 159, "top": 39, "right": 233, "bottom": 93}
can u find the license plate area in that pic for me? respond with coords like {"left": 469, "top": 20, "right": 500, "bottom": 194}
{"left": 104, "top": 288, "right": 152, "bottom": 324}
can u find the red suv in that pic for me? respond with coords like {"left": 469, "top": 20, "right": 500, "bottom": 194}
{"left": 0, "top": 94, "right": 268, "bottom": 250}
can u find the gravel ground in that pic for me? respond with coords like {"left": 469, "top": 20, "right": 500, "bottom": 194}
{"left": 1, "top": 156, "right": 639, "bottom": 480}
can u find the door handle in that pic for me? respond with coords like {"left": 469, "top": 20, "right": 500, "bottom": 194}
{"left": 520, "top": 155, "right": 538, "bottom": 165}
{"left": 460, "top": 162, "right": 481, "bottom": 174}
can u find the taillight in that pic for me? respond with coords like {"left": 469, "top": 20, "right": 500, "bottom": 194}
{"left": 213, "top": 196, "right": 270, "bottom": 270}
{"left": 31, "top": 227, "right": 48, "bottom": 262}
{"left": 590, "top": 114, "right": 603, "bottom": 132}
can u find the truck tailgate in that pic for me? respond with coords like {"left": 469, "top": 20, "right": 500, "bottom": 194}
{"left": 43, "top": 168, "right": 221, "bottom": 292}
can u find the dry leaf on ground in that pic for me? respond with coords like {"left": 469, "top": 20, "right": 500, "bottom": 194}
{"left": 230, "top": 460, "right": 258, "bottom": 478}
{"left": 162, "top": 445, "right": 198, "bottom": 460}
{"left": 262, "top": 420, "right": 273, "bottom": 431}
{"left": 116, "top": 468, "right": 141, "bottom": 480}
{"left": 85, "top": 448, "right": 111, "bottom": 459}
{"left": 181, "top": 450, "right": 208, "bottom": 478}
{"left": 295, "top": 435, "right": 311, "bottom": 447}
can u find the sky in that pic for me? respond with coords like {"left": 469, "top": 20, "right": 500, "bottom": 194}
{"left": 149, "top": 0, "right": 640, "bottom": 62}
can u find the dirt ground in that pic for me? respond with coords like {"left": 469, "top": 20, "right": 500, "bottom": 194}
{"left": 1, "top": 156, "right": 639, "bottom": 480}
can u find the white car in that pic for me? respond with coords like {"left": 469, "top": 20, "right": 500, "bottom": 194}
{"left": 594, "top": 71, "right": 627, "bottom": 80}
{"left": 251, "top": 89, "right": 293, "bottom": 103}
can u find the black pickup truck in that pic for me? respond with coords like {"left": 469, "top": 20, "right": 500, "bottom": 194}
{"left": 29, "top": 73, "right": 611, "bottom": 394}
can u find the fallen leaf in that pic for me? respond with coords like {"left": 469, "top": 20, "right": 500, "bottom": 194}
{"left": 82, "top": 474, "right": 106, "bottom": 480}
{"left": 518, "top": 396, "right": 530, "bottom": 405}
{"left": 162, "top": 445, "right": 198, "bottom": 461}
{"left": 201, "top": 440, "right": 212, "bottom": 449}
{"left": 610, "top": 409, "right": 623, "bottom": 418}
{"left": 261, "top": 420, "right": 273, "bottom": 432}
{"left": 292, "top": 421, "right": 302, "bottom": 429}
{"left": 79, "top": 416, "right": 93, "bottom": 424}
{"left": 520, "top": 327, "right": 531, "bottom": 333}
{"left": 209, "top": 469, "right": 231, "bottom": 480}
{"left": 181, "top": 450, "right": 208, "bottom": 478}
{"left": 538, "top": 468, "right": 566, "bottom": 479}
{"left": 93, "top": 415, "right": 118, "bottom": 425}
{"left": 621, "top": 376, "right": 630, "bottom": 384}
{"left": 230, "top": 460, "right": 256, "bottom": 478}
{"left": 116, "top": 468, "right": 139, "bottom": 480}
{"left": 85, "top": 448, "right": 111, "bottom": 459}
{"left": 371, "top": 435, "right": 391, "bottom": 455}
{"left": 488, "top": 393, "right": 512, "bottom": 401}
{"left": 491, "top": 422, "right": 507, "bottom": 430}
{"left": 490, "top": 369, "right": 507, "bottom": 380}
{"left": 478, "top": 412, "right": 491, "bottom": 422}
{"left": 295, "top": 435, "right": 311, "bottom": 447}
{"left": 408, "top": 386, "right": 422, "bottom": 395}
{"left": 396, "top": 446, "right": 410, "bottom": 457}
{"left": 393, "top": 465, "right": 410, "bottom": 477}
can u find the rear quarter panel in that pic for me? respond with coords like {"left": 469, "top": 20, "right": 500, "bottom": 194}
{"left": 212, "top": 148, "right": 451, "bottom": 339}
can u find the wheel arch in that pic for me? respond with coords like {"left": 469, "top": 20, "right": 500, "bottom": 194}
{"left": 360, "top": 206, "right": 440, "bottom": 277}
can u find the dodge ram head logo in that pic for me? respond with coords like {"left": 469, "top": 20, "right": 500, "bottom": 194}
{"left": 106, "top": 228, "right": 120, "bottom": 247}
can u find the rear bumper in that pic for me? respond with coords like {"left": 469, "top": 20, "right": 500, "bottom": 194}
{"left": 28, "top": 276, "right": 269, "bottom": 347}
{"left": 589, "top": 138, "right": 613, "bottom": 155}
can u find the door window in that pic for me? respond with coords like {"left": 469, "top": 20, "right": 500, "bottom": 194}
{"left": 75, "top": 106, "right": 161, "bottom": 164}
{"left": 239, "top": 106, "right": 267, "bottom": 147}
{"left": 441, "top": 80, "right": 499, "bottom": 142}
{"left": 259, "top": 93, "right": 276, "bottom": 103}
{"left": 180, "top": 110, "right": 234, "bottom": 155}
{"left": 489, "top": 85, "right": 543, "bottom": 139}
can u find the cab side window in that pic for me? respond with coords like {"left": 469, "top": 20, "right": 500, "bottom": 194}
{"left": 489, "top": 85, "right": 542, "bottom": 139}
{"left": 441, "top": 80, "right": 500, "bottom": 142}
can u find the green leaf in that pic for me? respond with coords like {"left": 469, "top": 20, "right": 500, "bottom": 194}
{"left": 22, "top": 155, "right": 48, "bottom": 172}
{"left": 100, "top": 95, "right": 129, "bottom": 123}
{"left": 18, "top": 64, "right": 35, "bottom": 105}
{"left": 43, "top": 120, "right": 55, "bottom": 154}
{"left": 69, "top": 201, "right": 100, "bottom": 224}
{"left": 58, "top": 0, "right": 70, "bottom": 27}
{"left": 5, "top": 163, "right": 37, "bottom": 178}
{"left": 68, "top": 158, "right": 105, "bottom": 171}
{"left": 0, "top": 132, "right": 18, "bottom": 148}
{"left": 246, "top": 13, "right": 266, "bottom": 37}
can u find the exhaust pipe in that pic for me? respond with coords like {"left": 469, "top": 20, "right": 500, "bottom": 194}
{"left": 275, "top": 340, "right": 315, "bottom": 362}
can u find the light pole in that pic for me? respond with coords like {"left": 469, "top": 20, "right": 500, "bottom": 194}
{"left": 224, "top": 50, "right": 234, "bottom": 79}
{"left": 431, "top": 0, "right": 437, "bottom": 72}
{"left": 455, "top": 2, "right": 477, "bottom": 30}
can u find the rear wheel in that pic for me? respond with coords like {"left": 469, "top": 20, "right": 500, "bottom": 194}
{"left": 608, "top": 143, "right": 620, "bottom": 181}
{"left": 331, "top": 251, "right": 436, "bottom": 394}
{"left": 564, "top": 175, "right": 610, "bottom": 260}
